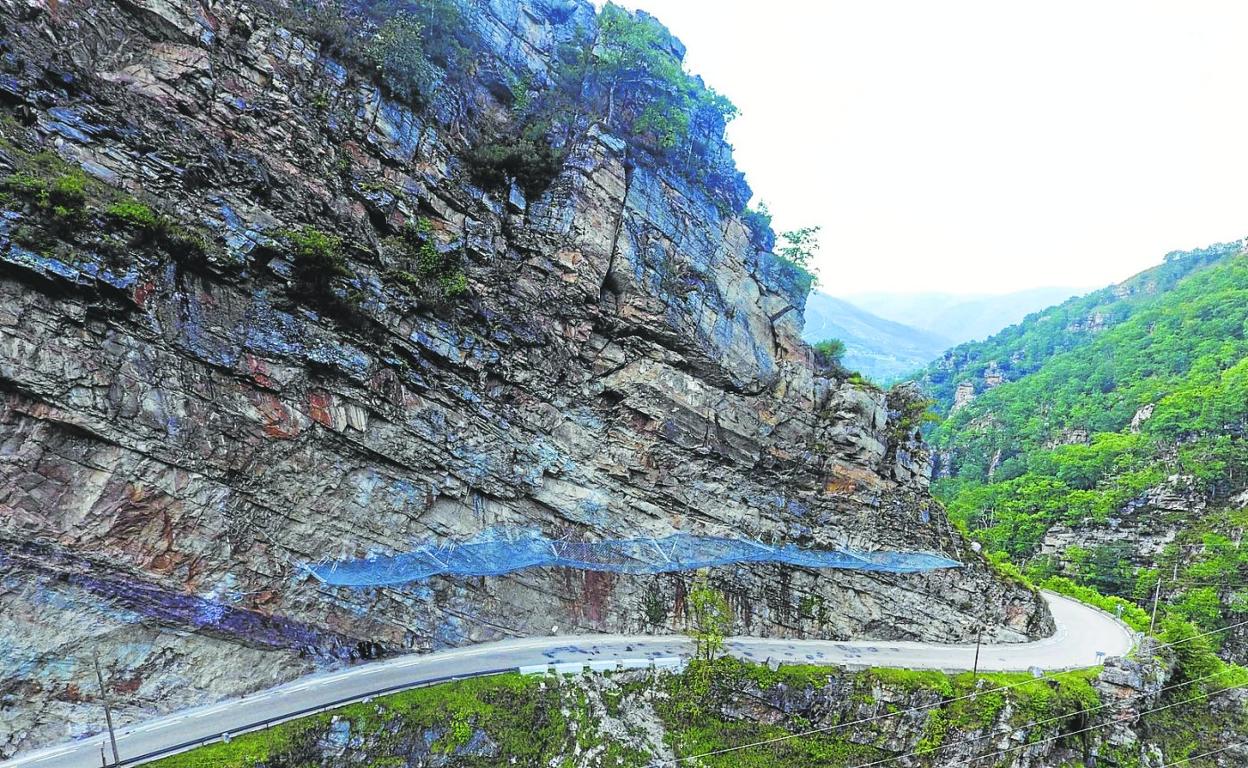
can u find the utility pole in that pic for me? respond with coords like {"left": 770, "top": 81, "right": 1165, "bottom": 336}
{"left": 1149, "top": 578, "right": 1162, "bottom": 634}
{"left": 971, "top": 625, "right": 983, "bottom": 679}
{"left": 93, "top": 652, "right": 120, "bottom": 768}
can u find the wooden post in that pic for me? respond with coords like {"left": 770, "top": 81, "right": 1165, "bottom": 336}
{"left": 93, "top": 653, "right": 120, "bottom": 767}
{"left": 971, "top": 625, "right": 983, "bottom": 679}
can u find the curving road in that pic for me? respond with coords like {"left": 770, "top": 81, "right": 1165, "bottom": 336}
{"left": 3, "top": 591, "right": 1134, "bottom": 768}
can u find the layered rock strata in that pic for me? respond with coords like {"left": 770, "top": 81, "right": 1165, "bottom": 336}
{"left": 0, "top": 0, "right": 1049, "bottom": 754}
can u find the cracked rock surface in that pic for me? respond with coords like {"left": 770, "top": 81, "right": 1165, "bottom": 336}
{"left": 0, "top": 0, "right": 1049, "bottom": 754}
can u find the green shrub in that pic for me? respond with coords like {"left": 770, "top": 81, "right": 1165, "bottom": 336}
{"left": 811, "top": 338, "right": 845, "bottom": 368}
{"left": 11, "top": 223, "right": 54, "bottom": 252}
{"left": 1, "top": 172, "right": 44, "bottom": 198}
{"left": 387, "top": 219, "right": 468, "bottom": 303}
{"left": 160, "top": 225, "right": 209, "bottom": 261}
{"left": 885, "top": 382, "right": 938, "bottom": 443}
{"left": 293, "top": 0, "right": 364, "bottom": 60}
{"left": 507, "top": 72, "right": 534, "bottom": 115}
{"left": 846, "top": 371, "right": 880, "bottom": 391}
{"left": 0, "top": 149, "right": 207, "bottom": 263}
{"left": 1157, "top": 616, "right": 1224, "bottom": 684}
{"left": 105, "top": 199, "right": 161, "bottom": 230}
{"left": 985, "top": 550, "right": 1032, "bottom": 588}
{"left": 915, "top": 708, "right": 948, "bottom": 755}
{"left": 389, "top": 269, "right": 422, "bottom": 292}
{"left": 465, "top": 134, "right": 562, "bottom": 196}
{"left": 437, "top": 270, "right": 468, "bottom": 298}
{"left": 280, "top": 227, "right": 357, "bottom": 315}
{"left": 777, "top": 226, "right": 820, "bottom": 273}
{"left": 47, "top": 172, "right": 87, "bottom": 209}
{"left": 741, "top": 203, "right": 774, "bottom": 249}
{"left": 2, "top": 169, "right": 89, "bottom": 222}
{"left": 104, "top": 198, "right": 208, "bottom": 262}
{"left": 368, "top": 12, "right": 435, "bottom": 105}
{"left": 772, "top": 249, "right": 817, "bottom": 295}
{"left": 286, "top": 228, "right": 347, "bottom": 274}
{"left": 687, "top": 577, "right": 731, "bottom": 661}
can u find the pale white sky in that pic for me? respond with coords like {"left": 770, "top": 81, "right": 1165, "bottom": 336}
{"left": 609, "top": 0, "right": 1248, "bottom": 294}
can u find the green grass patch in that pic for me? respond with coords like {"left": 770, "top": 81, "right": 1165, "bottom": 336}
{"left": 862, "top": 667, "right": 955, "bottom": 697}
{"left": 668, "top": 720, "right": 885, "bottom": 767}
{"left": 1, "top": 146, "right": 209, "bottom": 264}
{"left": 148, "top": 673, "right": 574, "bottom": 767}
{"left": 384, "top": 218, "right": 468, "bottom": 304}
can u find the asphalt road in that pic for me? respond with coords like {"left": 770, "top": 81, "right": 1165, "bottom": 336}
{"left": 3, "top": 591, "right": 1133, "bottom": 767}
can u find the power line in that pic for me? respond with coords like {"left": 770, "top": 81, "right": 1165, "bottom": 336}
{"left": 106, "top": 700, "right": 1248, "bottom": 768}
{"left": 663, "top": 615, "right": 1248, "bottom": 765}
{"left": 120, "top": 670, "right": 1247, "bottom": 768}
{"left": 806, "top": 664, "right": 1240, "bottom": 768}
{"left": 1162, "top": 742, "right": 1246, "bottom": 766}
{"left": 142, "top": 616, "right": 1248, "bottom": 767}
{"left": 89, "top": 617, "right": 1248, "bottom": 767}
{"left": 671, "top": 666, "right": 1241, "bottom": 767}
{"left": 888, "top": 682, "right": 1246, "bottom": 768}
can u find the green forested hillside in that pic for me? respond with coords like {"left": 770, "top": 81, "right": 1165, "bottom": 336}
{"left": 920, "top": 242, "right": 1241, "bottom": 412}
{"left": 923, "top": 245, "right": 1248, "bottom": 647}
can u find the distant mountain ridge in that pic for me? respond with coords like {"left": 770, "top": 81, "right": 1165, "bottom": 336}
{"left": 848, "top": 287, "right": 1086, "bottom": 345}
{"left": 802, "top": 286, "right": 1093, "bottom": 384}
{"left": 914, "top": 242, "right": 1242, "bottom": 414}
{"left": 800, "top": 293, "right": 950, "bottom": 383}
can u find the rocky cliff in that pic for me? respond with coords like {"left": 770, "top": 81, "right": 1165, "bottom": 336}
{"left": 0, "top": 0, "right": 1048, "bottom": 755}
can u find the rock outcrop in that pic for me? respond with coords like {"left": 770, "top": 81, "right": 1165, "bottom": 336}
{"left": 1038, "top": 479, "right": 1201, "bottom": 572}
{"left": 0, "top": 0, "right": 1048, "bottom": 754}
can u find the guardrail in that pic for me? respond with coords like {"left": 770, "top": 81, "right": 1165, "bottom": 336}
{"left": 118, "top": 657, "right": 689, "bottom": 766}
{"left": 117, "top": 667, "right": 515, "bottom": 766}
{"left": 518, "top": 657, "right": 685, "bottom": 676}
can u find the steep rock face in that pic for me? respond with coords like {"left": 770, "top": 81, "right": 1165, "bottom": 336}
{"left": 0, "top": 0, "right": 1048, "bottom": 754}
{"left": 1038, "top": 481, "right": 1199, "bottom": 571}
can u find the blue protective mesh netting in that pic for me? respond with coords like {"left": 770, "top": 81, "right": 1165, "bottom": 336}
{"left": 307, "top": 531, "right": 962, "bottom": 587}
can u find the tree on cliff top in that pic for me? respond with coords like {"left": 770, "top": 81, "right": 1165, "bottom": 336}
{"left": 773, "top": 224, "right": 822, "bottom": 289}
{"left": 594, "top": 4, "right": 681, "bottom": 127}
{"left": 778, "top": 225, "right": 821, "bottom": 271}
{"left": 585, "top": 4, "right": 736, "bottom": 153}
{"left": 812, "top": 338, "right": 846, "bottom": 369}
